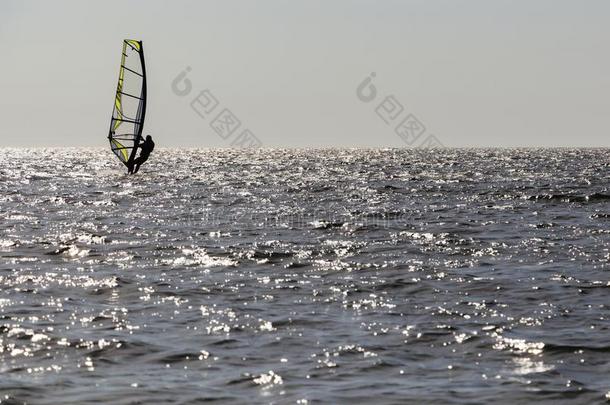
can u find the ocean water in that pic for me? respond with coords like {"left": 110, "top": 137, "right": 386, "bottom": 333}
{"left": 1, "top": 148, "right": 609, "bottom": 404}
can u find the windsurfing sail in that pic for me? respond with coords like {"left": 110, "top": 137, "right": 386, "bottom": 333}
{"left": 108, "top": 39, "right": 147, "bottom": 168}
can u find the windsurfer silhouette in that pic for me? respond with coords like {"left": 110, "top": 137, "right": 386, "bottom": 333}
{"left": 128, "top": 135, "right": 155, "bottom": 175}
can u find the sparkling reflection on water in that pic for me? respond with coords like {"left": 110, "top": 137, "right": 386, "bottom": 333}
{"left": 0, "top": 148, "right": 609, "bottom": 404}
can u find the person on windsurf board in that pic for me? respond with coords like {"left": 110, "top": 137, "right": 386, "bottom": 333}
{"left": 108, "top": 39, "right": 152, "bottom": 175}
{"left": 128, "top": 135, "right": 155, "bottom": 175}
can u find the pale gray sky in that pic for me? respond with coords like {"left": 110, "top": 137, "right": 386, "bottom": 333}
{"left": 1, "top": 0, "right": 609, "bottom": 147}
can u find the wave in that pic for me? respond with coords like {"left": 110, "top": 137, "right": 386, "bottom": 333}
{"left": 528, "top": 193, "right": 610, "bottom": 203}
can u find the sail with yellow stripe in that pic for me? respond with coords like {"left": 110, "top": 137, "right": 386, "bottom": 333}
{"left": 108, "top": 39, "right": 147, "bottom": 168}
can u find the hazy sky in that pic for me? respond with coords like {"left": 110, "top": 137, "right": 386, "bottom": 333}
{"left": 1, "top": 0, "right": 609, "bottom": 147}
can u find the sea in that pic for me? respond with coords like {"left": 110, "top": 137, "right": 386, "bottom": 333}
{"left": 0, "top": 148, "right": 609, "bottom": 404}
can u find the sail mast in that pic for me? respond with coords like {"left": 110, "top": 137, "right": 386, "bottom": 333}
{"left": 127, "top": 40, "right": 147, "bottom": 165}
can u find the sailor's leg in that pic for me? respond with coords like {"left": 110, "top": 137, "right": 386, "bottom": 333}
{"left": 132, "top": 157, "right": 148, "bottom": 174}
{"left": 129, "top": 157, "right": 142, "bottom": 175}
